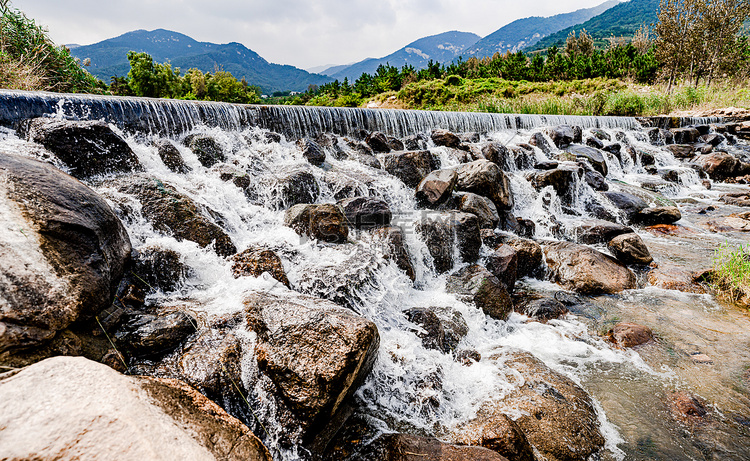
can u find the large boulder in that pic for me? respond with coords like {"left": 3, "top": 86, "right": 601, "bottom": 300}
{"left": 416, "top": 211, "right": 481, "bottom": 273}
{"left": 365, "top": 131, "right": 391, "bottom": 153}
{"left": 284, "top": 204, "right": 349, "bottom": 244}
{"left": 21, "top": 118, "right": 141, "bottom": 178}
{"left": 485, "top": 244, "right": 518, "bottom": 292}
{"left": 481, "top": 142, "right": 513, "bottom": 169}
{"left": 451, "top": 412, "right": 534, "bottom": 461}
{"left": 338, "top": 196, "right": 392, "bottom": 229}
{"left": 446, "top": 265, "right": 513, "bottom": 320}
{"left": 153, "top": 139, "right": 189, "bottom": 174}
{"left": 245, "top": 292, "right": 379, "bottom": 442}
{"left": 602, "top": 190, "right": 649, "bottom": 223}
{"left": 113, "top": 309, "right": 195, "bottom": 358}
{"left": 530, "top": 163, "right": 581, "bottom": 206}
{"left": 0, "top": 154, "right": 131, "bottom": 357}
{"left": 671, "top": 127, "right": 701, "bottom": 144}
{"left": 115, "top": 176, "right": 236, "bottom": 257}
{"left": 431, "top": 129, "right": 462, "bottom": 148}
{"left": 544, "top": 241, "right": 636, "bottom": 294}
{"left": 694, "top": 152, "right": 739, "bottom": 180}
{"left": 297, "top": 138, "right": 327, "bottom": 166}
{"left": 545, "top": 125, "right": 576, "bottom": 148}
{"left": 632, "top": 206, "right": 682, "bottom": 225}
{"left": 382, "top": 150, "right": 440, "bottom": 187}
{"left": 416, "top": 169, "right": 458, "bottom": 208}
{"left": 184, "top": 134, "right": 225, "bottom": 168}
{"left": 455, "top": 160, "right": 514, "bottom": 210}
{"left": 0, "top": 356, "right": 271, "bottom": 461}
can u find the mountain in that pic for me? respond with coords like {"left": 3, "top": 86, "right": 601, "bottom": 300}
{"left": 465, "top": 0, "right": 620, "bottom": 58}
{"left": 70, "top": 29, "right": 332, "bottom": 93}
{"left": 530, "top": 0, "right": 660, "bottom": 51}
{"left": 328, "top": 31, "right": 480, "bottom": 82}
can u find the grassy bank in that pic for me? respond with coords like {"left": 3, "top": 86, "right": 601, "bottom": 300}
{"left": 711, "top": 244, "right": 750, "bottom": 308}
{"left": 363, "top": 77, "right": 750, "bottom": 116}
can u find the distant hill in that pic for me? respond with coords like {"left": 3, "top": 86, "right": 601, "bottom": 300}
{"left": 530, "top": 0, "right": 660, "bottom": 51}
{"left": 328, "top": 31, "right": 480, "bottom": 82}
{"left": 466, "top": 0, "right": 620, "bottom": 58}
{"left": 70, "top": 29, "right": 332, "bottom": 93}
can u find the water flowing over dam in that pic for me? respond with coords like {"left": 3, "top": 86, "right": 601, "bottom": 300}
{"left": 1, "top": 89, "right": 749, "bottom": 461}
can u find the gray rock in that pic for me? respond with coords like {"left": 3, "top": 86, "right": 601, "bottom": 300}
{"left": 544, "top": 241, "right": 636, "bottom": 294}
{"left": 447, "top": 192, "right": 500, "bottom": 229}
{"left": 529, "top": 132, "right": 552, "bottom": 154}
{"left": 154, "top": 139, "right": 189, "bottom": 174}
{"left": 264, "top": 164, "right": 320, "bottom": 209}
{"left": 456, "top": 160, "right": 514, "bottom": 210}
{"left": 574, "top": 219, "right": 634, "bottom": 244}
{"left": 446, "top": 265, "right": 513, "bottom": 320}
{"left": 567, "top": 145, "right": 608, "bottom": 176}
{"left": 545, "top": 125, "right": 576, "bottom": 148}
{"left": 365, "top": 131, "right": 391, "bottom": 153}
{"left": 114, "top": 310, "right": 195, "bottom": 358}
{"left": 633, "top": 206, "right": 682, "bottom": 225}
{"left": 373, "top": 226, "right": 415, "bottom": 281}
{"left": 415, "top": 169, "right": 458, "bottom": 208}
{"left": 485, "top": 244, "right": 518, "bottom": 292}
{"left": 184, "top": 134, "right": 225, "bottom": 168}
{"left": 382, "top": 150, "right": 440, "bottom": 187}
{"left": 416, "top": 211, "right": 481, "bottom": 273}
{"left": 297, "top": 138, "right": 326, "bottom": 166}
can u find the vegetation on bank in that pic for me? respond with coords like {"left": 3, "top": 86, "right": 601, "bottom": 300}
{"left": 711, "top": 244, "right": 750, "bottom": 308}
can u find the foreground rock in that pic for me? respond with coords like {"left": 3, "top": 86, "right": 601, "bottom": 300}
{"left": 608, "top": 322, "right": 654, "bottom": 348}
{"left": 0, "top": 154, "right": 131, "bottom": 357}
{"left": 544, "top": 241, "right": 636, "bottom": 294}
{"left": 115, "top": 176, "right": 236, "bottom": 257}
{"left": 21, "top": 118, "right": 142, "bottom": 178}
{"left": 455, "top": 160, "right": 513, "bottom": 210}
{"left": 608, "top": 233, "right": 653, "bottom": 265}
{"left": 0, "top": 356, "right": 271, "bottom": 460}
{"left": 284, "top": 204, "right": 349, "bottom": 244}
{"left": 416, "top": 169, "right": 458, "bottom": 208}
{"left": 245, "top": 292, "right": 379, "bottom": 443}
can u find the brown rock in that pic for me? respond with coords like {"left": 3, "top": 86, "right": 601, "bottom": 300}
{"left": 284, "top": 204, "right": 349, "bottom": 244}
{"left": 608, "top": 322, "right": 654, "bottom": 347}
{"left": 647, "top": 262, "right": 707, "bottom": 293}
{"left": 382, "top": 150, "right": 440, "bottom": 187}
{"left": 367, "top": 433, "right": 510, "bottom": 461}
{"left": 544, "top": 241, "right": 636, "bottom": 294}
{"left": 232, "top": 248, "right": 290, "bottom": 288}
{"left": 485, "top": 244, "right": 518, "bottom": 292}
{"left": 373, "top": 226, "right": 415, "bottom": 281}
{"left": 607, "top": 233, "right": 653, "bottom": 265}
{"left": 416, "top": 169, "right": 458, "bottom": 208}
{"left": 446, "top": 265, "right": 513, "bottom": 320}
{"left": 452, "top": 413, "right": 534, "bottom": 461}
{"left": 456, "top": 160, "right": 513, "bottom": 211}
{"left": 416, "top": 211, "right": 481, "bottom": 273}
{"left": 668, "top": 391, "right": 709, "bottom": 423}
{"left": 431, "top": 129, "right": 462, "bottom": 148}
{"left": 695, "top": 152, "right": 739, "bottom": 180}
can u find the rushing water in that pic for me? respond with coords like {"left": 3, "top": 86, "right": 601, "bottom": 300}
{"left": 1, "top": 91, "right": 749, "bottom": 460}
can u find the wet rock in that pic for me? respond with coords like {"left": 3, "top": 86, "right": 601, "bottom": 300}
{"left": 456, "top": 349, "right": 482, "bottom": 366}
{"left": 590, "top": 128, "right": 611, "bottom": 141}
{"left": 382, "top": 150, "right": 440, "bottom": 188}
{"left": 574, "top": 219, "right": 634, "bottom": 244}
{"left": 402, "top": 134, "right": 425, "bottom": 151}
{"left": 213, "top": 164, "right": 251, "bottom": 190}
{"left": 607, "top": 233, "right": 653, "bottom": 265}
{"left": 602, "top": 142, "right": 622, "bottom": 159}
{"left": 415, "top": 169, "right": 458, "bottom": 208}
{"left": 608, "top": 322, "right": 653, "bottom": 348}
{"left": 647, "top": 262, "right": 707, "bottom": 294}
{"left": 516, "top": 297, "right": 568, "bottom": 321}
{"left": 404, "top": 307, "right": 468, "bottom": 353}
{"left": 602, "top": 191, "right": 649, "bottom": 223}
{"left": 544, "top": 241, "right": 636, "bottom": 294}
{"left": 416, "top": 211, "right": 481, "bottom": 273}
{"left": 338, "top": 196, "right": 392, "bottom": 229}
{"left": 116, "top": 176, "right": 236, "bottom": 257}
{"left": 529, "top": 132, "right": 552, "bottom": 154}
{"left": 640, "top": 150, "right": 656, "bottom": 166}
{"left": 373, "top": 226, "right": 415, "bottom": 281}
{"left": 666, "top": 144, "right": 696, "bottom": 159}
{"left": 245, "top": 292, "right": 379, "bottom": 441}
{"left": 483, "top": 232, "right": 543, "bottom": 278}
{"left": 671, "top": 127, "right": 701, "bottom": 144}
{"left": 707, "top": 213, "right": 750, "bottom": 232}
{"left": 0, "top": 356, "right": 271, "bottom": 461}
{"left": 485, "top": 244, "right": 518, "bottom": 292}
{"left": 695, "top": 152, "right": 739, "bottom": 180}
{"left": 264, "top": 164, "right": 320, "bottom": 209}
{"left": 0, "top": 154, "right": 131, "bottom": 356}
{"left": 446, "top": 265, "right": 513, "bottom": 320}
{"left": 365, "top": 433, "right": 510, "bottom": 461}
{"left": 297, "top": 138, "right": 327, "bottom": 166}
{"left": 114, "top": 310, "right": 195, "bottom": 358}
{"left": 285, "top": 203, "right": 348, "bottom": 243}
{"left": 530, "top": 163, "right": 581, "bottom": 206}
{"left": 566, "top": 145, "right": 608, "bottom": 176}
{"left": 387, "top": 136, "right": 405, "bottom": 151}
{"left": 365, "top": 131, "right": 391, "bottom": 153}
{"left": 431, "top": 129, "right": 462, "bottom": 148}
{"left": 263, "top": 131, "right": 282, "bottom": 143}
{"left": 546, "top": 125, "right": 576, "bottom": 148}
{"left": 700, "top": 133, "right": 725, "bottom": 147}
{"left": 458, "top": 350, "right": 604, "bottom": 461}
{"left": 535, "top": 161, "right": 558, "bottom": 170}
{"left": 447, "top": 192, "right": 499, "bottom": 229}
{"left": 456, "top": 160, "right": 513, "bottom": 210}
{"left": 633, "top": 206, "right": 682, "bottom": 225}
{"left": 452, "top": 412, "right": 533, "bottom": 461}
{"left": 481, "top": 142, "right": 512, "bottom": 168}
{"left": 585, "top": 136, "right": 604, "bottom": 149}
{"left": 584, "top": 169, "right": 608, "bottom": 191}
{"left": 720, "top": 191, "right": 750, "bottom": 207}
{"left": 553, "top": 291, "right": 605, "bottom": 319}
{"left": 231, "top": 248, "right": 290, "bottom": 288}
{"left": 22, "top": 118, "right": 142, "bottom": 178}
{"left": 460, "top": 132, "right": 481, "bottom": 143}
{"left": 668, "top": 391, "right": 709, "bottom": 423}
{"left": 154, "top": 139, "right": 189, "bottom": 173}
{"left": 184, "top": 133, "right": 225, "bottom": 168}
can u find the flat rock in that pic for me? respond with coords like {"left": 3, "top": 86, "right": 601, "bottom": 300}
{"left": 633, "top": 206, "right": 682, "bottom": 225}
{"left": 608, "top": 322, "right": 653, "bottom": 347}
{"left": 544, "top": 241, "right": 636, "bottom": 294}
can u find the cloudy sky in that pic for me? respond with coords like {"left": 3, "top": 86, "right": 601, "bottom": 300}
{"left": 17, "top": 0, "right": 609, "bottom": 70}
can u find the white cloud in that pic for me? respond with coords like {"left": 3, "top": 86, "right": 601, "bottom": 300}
{"left": 15, "top": 0, "right": 611, "bottom": 69}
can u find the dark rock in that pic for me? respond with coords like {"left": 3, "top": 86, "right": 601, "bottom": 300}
{"left": 516, "top": 297, "right": 568, "bottom": 321}
{"left": 666, "top": 144, "right": 696, "bottom": 159}
{"left": 483, "top": 234, "right": 543, "bottom": 278}
{"left": 586, "top": 136, "right": 604, "bottom": 149}
{"left": 416, "top": 212, "right": 481, "bottom": 273}
{"left": 567, "top": 145, "right": 608, "bottom": 176}
{"left": 382, "top": 150, "right": 440, "bottom": 187}
{"left": 447, "top": 192, "right": 499, "bottom": 229}
{"left": 456, "top": 349, "right": 482, "bottom": 366}
{"left": 416, "top": 169, "right": 458, "bottom": 208}
{"left": 700, "top": 133, "right": 724, "bottom": 147}
{"left": 114, "top": 310, "right": 195, "bottom": 358}
{"left": 671, "top": 127, "right": 701, "bottom": 144}
{"left": 0, "top": 154, "right": 131, "bottom": 356}
{"left": 695, "top": 152, "right": 739, "bottom": 180}
{"left": 373, "top": 226, "right": 415, "bottom": 281}
{"left": 184, "top": 134, "right": 224, "bottom": 168}
{"left": 387, "top": 136, "right": 405, "bottom": 151}
{"left": 338, "top": 197, "right": 392, "bottom": 229}
{"left": 297, "top": 138, "right": 327, "bottom": 166}
{"left": 497, "top": 211, "right": 521, "bottom": 234}
{"left": 516, "top": 218, "right": 535, "bottom": 239}
{"left": 366, "top": 433, "right": 510, "bottom": 461}
{"left": 132, "top": 246, "right": 189, "bottom": 293}
{"left": 608, "top": 233, "right": 653, "bottom": 265}
{"left": 590, "top": 128, "right": 611, "bottom": 141}
{"left": 697, "top": 143, "right": 714, "bottom": 155}
{"left": 284, "top": 204, "right": 349, "bottom": 244}
{"left": 546, "top": 125, "right": 575, "bottom": 148}
{"left": 534, "top": 161, "right": 558, "bottom": 170}
{"left": 404, "top": 307, "right": 468, "bottom": 353}
{"left": 365, "top": 132, "right": 391, "bottom": 153}
{"left": 213, "top": 164, "right": 251, "bottom": 190}
{"left": 264, "top": 164, "right": 320, "bottom": 209}
{"left": 245, "top": 292, "right": 379, "bottom": 442}
{"left": 602, "top": 191, "right": 649, "bottom": 223}
{"left": 554, "top": 291, "right": 605, "bottom": 319}
{"left": 633, "top": 206, "right": 682, "bottom": 225}
{"left": 485, "top": 245, "right": 517, "bottom": 292}
{"left": 456, "top": 160, "right": 513, "bottom": 210}
{"left": 608, "top": 322, "right": 653, "bottom": 347}
{"left": 460, "top": 132, "right": 481, "bottom": 143}
{"left": 544, "top": 241, "right": 636, "bottom": 294}
{"left": 231, "top": 248, "right": 290, "bottom": 288}
{"left": 572, "top": 126, "right": 583, "bottom": 143}
{"left": 402, "top": 135, "right": 424, "bottom": 151}
{"left": 574, "top": 219, "right": 634, "bottom": 244}
{"left": 431, "top": 129, "right": 462, "bottom": 148}
{"left": 640, "top": 150, "right": 656, "bottom": 166}
{"left": 116, "top": 176, "right": 236, "bottom": 257}
{"left": 23, "top": 118, "right": 141, "bottom": 178}
{"left": 584, "top": 169, "right": 608, "bottom": 191}
{"left": 446, "top": 265, "right": 513, "bottom": 320}
{"left": 602, "top": 142, "right": 622, "bottom": 158}
{"left": 529, "top": 132, "right": 552, "bottom": 154}
{"left": 481, "top": 143, "right": 512, "bottom": 169}
{"left": 154, "top": 139, "right": 189, "bottom": 174}
{"left": 531, "top": 164, "right": 581, "bottom": 205}
{"left": 264, "top": 131, "right": 282, "bottom": 143}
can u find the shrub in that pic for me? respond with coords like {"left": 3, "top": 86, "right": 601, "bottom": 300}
{"left": 711, "top": 243, "right": 750, "bottom": 308}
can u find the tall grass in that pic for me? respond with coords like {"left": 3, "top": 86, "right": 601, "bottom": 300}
{"left": 0, "top": 0, "right": 103, "bottom": 92}
{"left": 711, "top": 243, "right": 750, "bottom": 308}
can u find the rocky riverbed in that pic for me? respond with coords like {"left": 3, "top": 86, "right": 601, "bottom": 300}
{"left": 1, "top": 94, "right": 750, "bottom": 460}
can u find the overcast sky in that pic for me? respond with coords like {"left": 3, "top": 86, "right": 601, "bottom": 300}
{"left": 17, "top": 0, "right": 609, "bottom": 70}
